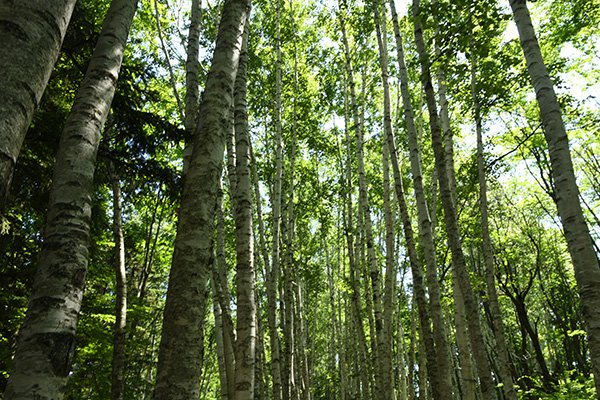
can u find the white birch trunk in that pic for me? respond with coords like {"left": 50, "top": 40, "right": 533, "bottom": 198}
{"left": 154, "top": 1, "right": 250, "bottom": 398}
{"left": 386, "top": 3, "right": 455, "bottom": 398}
{"left": 233, "top": 25, "right": 256, "bottom": 400}
{"left": 110, "top": 166, "right": 127, "bottom": 400}
{"left": 267, "top": 0, "right": 284, "bottom": 398}
{"left": 0, "top": 0, "right": 76, "bottom": 205}
{"left": 5, "top": 0, "right": 138, "bottom": 397}
{"left": 183, "top": 0, "right": 202, "bottom": 174}
{"left": 412, "top": 0, "right": 498, "bottom": 398}
{"left": 510, "top": 0, "right": 600, "bottom": 395}
{"left": 471, "top": 44, "right": 517, "bottom": 400}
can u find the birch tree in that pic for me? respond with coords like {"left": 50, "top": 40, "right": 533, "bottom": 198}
{"left": 154, "top": 1, "right": 250, "bottom": 398}
{"left": 510, "top": 2, "right": 600, "bottom": 395}
{"left": 4, "top": 0, "right": 139, "bottom": 397}
{"left": 0, "top": 0, "right": 76, "bottom": 206}
{"left": 233, "top": 24, "right": 256, "bottom": 400}
{"left": 412, "top": 0, "right": 498, "bottom": 397}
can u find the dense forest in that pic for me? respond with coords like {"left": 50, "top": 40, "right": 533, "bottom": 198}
{"left": 0, "top": 0, "right": 599, "bottom": 399}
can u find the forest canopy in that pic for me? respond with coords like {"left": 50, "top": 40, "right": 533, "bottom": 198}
{"left": 0, "top": 0, "right": 599, "bottom": 399}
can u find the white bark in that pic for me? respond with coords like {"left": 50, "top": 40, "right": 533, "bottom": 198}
{"left": 154, "top": 1, "right": 250, "bottom": 398}
{"left": 510, "top": 0, "right": 600, "bottom": 395}
{"left": 110, "top": 166, "right": 127, "bottom": 400}
{"left": 412, "top": 0, "right": 498, "bottom": 397}
{"left": 0, "top": 0, "right": 76, "bottom": 205}
{"left": 5, "top": 0, "right": 138, "bottom": 397}
{"left": 233, "top": 25, "right": 256, "bottom": 400}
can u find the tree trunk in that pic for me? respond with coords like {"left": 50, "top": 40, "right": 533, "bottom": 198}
{"left": 183, "top": 0, "right": 203, "bottom": 173}
{"left": 471, "top": 42, "right": 517, "bottom": 400}
{"left": 339, "top": 4, "right": 385, "bottom": 396}
{"left": 267, "top": 0, "right": 284, "bottom": 398}
{"left": 341, "top": 85, "right": 371, "bottom": 400}
{"left": 411, "top": 0, "right": 498, "bottom": 398}
{"left": 215, "top": 180, "right": 236, "bottom": 399}
{"left": 153, "top": 1, "right": 250, "bottom": 398}
{"left": 0, "top": 0, "right": 76, "bottom": 206}
{"left": 451, "top": 275, "right": 478, "bottom": 400}
{"left": 382, "top": 120, "right": 396, "bottom": 400}
{"left": 5, "top": 1, "right": 138, "bottom": 397}
{"left": 233, "top": 24, "right": 256, "bottom": 400}
{"left": 386, "top": 3, "right": 455, "bottom": 399}
{"left": 110, "top": 166, "right": 127, "bottom": 400}
{"left": 509, "top": 1, "right": 600, "bottom": 395}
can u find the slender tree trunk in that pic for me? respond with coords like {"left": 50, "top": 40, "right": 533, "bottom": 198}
{"left": 411, "top": 0, "right": 498, "bottom": 398}
{"left": 386, "top": 4, "right": 455, "bottom": 399}
{"left": 0, "top": 0, "right": 76, "bottom": 205}
{"left": 267, "top": 0, "right": 284, "bottom": 398}
{"left": 110, "top": 166, "right": 127, "bottom": 400}
{"left": 471, "top": 43, "right": 517, "bottom": 400}
{"left": 183, "top": 0, "right": 203, "bottom": 173}
{"left": 341, "top": 87, "right": 371, "bottom": 400}
{"left": 233, "top": 24, "right": 256, "bottom": 400}
{"left": 382, "top": 126, "right": 396, "bottom": 400}
{"left": 215, "top": 179, "right": 236, "bottom": 399}
{"left": 154, "top": 1, "right": 250, "bottom": 398}
{"left": 339, "top": 6, "right": 384, "bottom": 397}
{"left": 509, "top": 1, "right": 600, "bottom": 395}
{"left": 5, "top": 1, "right": 138, "bottom": 397}
{"left": 451, "top": 276, "right": 478, "bottom": 400}
{"left": 370, "top": 4, "right": 398, "bottom": 399}
{"left": 212, "top": 272, "right": 230, "bottom": 400}
{"left": 153, "top": 0, "right": 184, "bottom": 121}
{"left": 434, "top": 26, "right": 481, "bottom": 400}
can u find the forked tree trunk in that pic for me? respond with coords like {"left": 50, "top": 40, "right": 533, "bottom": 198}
{"left": 154, "top": 1, "right": 250, "bottom": 398}
{"left": 412, "top": 0, "right": 498, "bottom": 398}
{"left": 509, "top": 1, "right": 600, "bottom": 395}
{"left": 0, "top": 0, "right": 76, "bottom": 206}
{"left": 5, "top": 1, "right": 138, "bottom": 398}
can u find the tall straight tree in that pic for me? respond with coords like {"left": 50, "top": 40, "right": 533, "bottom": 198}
{"left": 470, "top": 26, "right": 517, "bottom": 400}
{"left": 232, "top": 24, "right": 257, "bottom": 400}
{"left": 383, "top": 2, "right": 455, "bottom": 398}
{"left": 109, "top": 165, "right": 127, "bottom": 400}
{"left": 153, "top": 0, "right": 250, "bottom": 398}
{"left": 509, "top": 0, "right": 600, "bottom": 395}
{"left": 4, "top": 0, "right": 139, "bottom": 397}
{"left": 266, "top": 0, "right": 284, "bottom": 398}
{"left": 412, "top": 0, "right": 498, "bottom": 398}
{"left": 183, "top": 0, "right": 203, "bottom": 173}
{"left": 0, "top": 0, "right": 76, "bottom": 206}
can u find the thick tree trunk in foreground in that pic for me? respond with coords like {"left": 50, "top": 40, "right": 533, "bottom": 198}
{"left": 412, "top": 0, "right": 498, "bottom": 398}
{"left": 509, "top": 1, "right": 600, "bottom": 396}
{"left": 233, "top": 25, "right": 256, "bottom": 400}
{"left": 110, "top": 167, "right": 127, "bottom": 400}
{"left": 0, "top": 0, "right": 76, "bottom": 206}
{"left": 4, "top": 1, "right": 138, "bottom": 398}
{"left": 154, "top": 1, "right": 250, "bottom": 398}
